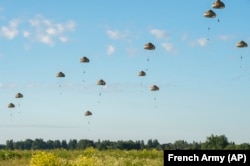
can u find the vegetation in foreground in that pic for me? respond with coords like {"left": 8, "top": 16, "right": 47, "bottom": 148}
{"left": 0, "top": 148, "right": 162, "bottom": 166}
{"left": 0, "top": 134, "right": 250, "bottom": 165}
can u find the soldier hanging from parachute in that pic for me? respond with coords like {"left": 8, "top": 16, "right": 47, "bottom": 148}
{"left": 96, "top": 79, "right": 106, "bottom": 103}
{"left": 56, "top": 71, "right": 65, "bottom": 95}
{"left": 236, "top": 40, "right": 248, "bottom": 68}
{"left": 15, "top": 92, "right": 23, "bottom": 113}
{"left": 80, "top": 56, "right": 90, "bottom": 83}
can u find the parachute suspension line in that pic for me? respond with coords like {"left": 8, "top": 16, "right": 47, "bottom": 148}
{"left": 97, "top": 90, "right": 102, "bottom": 104}
{"left": 240, "top": 56, "right": 243, "bottom": 69}
{"left": 84, "top": 110, "right": 92, "bottom": 132}
{"left": 96, "top": 79, "right": 106, "bottom": 104}
{"left": 207, "top": 25, "right": 211, "bottom": 41}
{"left": 153, "top": 94, "right": 158, "bottom": 110}
{"left": 150, "top": 85, "right": 159, "bottom": 110}
{"left": 8, "top": 103, "right": 15, "bottom": 121}
{"left": 236, "top": 40, "right": 248, "bottom": 69}
{"left": 82, "top": 68, "right": 86, "bottom": 83}
{"left": 204, "top": 9, "right": 216, "bottom": 41}
{"left": 80, "top": 56, "right": 90, "bottom": 83}
{"left": 56, "top": 72, "right": 65, "bottom": 95}
{"left": 138, "top": 70, "right": 146, "bottom": 93}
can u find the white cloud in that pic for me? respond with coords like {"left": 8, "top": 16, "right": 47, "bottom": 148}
{"left": 0, "top": 14, "right": 75, "bottom": 46}
{"left": 1, "top": 19, "right": 19, "bottom": 39}
{"left": 161, "top": 42, "right": 177, "bottom": 54}
{"left": 150, "top": 28, "right": 168, "bottom": 39}
{"left": 107, "top": 45, "right": 115, "bottom": 55}
{"left": 38, "top": 34, "right": 53, "bottom": 45}
{"left": 190, "top": 38, "right": 208, "bottom": 47}
{"left": 46, "top": 27, "right": 57, "bottom": 35}
{"left": 106, "top": 29, "right": 127, "bottom": 39}
{"left": 23, "top": 31, "right": 30, "bottom": 38}
{"left": 218, "top": 35, "right": 233, "bottom": 41}
{"left": 59, "top": 36, "right": 68, "bottom": 43}
{"left": 27, "top": 15, "right": 75, "bottom": 45}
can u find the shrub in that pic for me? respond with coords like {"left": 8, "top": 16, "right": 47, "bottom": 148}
{"left": 30, "top": 151, "right": 62, "bottom": 166}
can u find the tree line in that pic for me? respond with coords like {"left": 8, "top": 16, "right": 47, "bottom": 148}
{"left": 0, "top": 134, "right": 249, "bottom": 150}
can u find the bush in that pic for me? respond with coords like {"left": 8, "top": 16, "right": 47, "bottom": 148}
{"left": 30, "top": 151, "right": 62, "bottom": 166}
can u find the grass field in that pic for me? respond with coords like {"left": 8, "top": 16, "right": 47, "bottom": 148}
{"left": 0, "top": 148, "right": 163, "bottom": 166}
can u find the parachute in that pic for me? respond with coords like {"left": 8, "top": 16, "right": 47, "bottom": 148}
{"left": 203, "top": 10, "right": 216, "bottom": 18}
{"left": 204, "top": 9, "right": 217, "bottom": 41}
{"left": 144, "top": 42, "right": 155, "bottom": 50}
{"left": 56, "top": 72, "right": 65, "bottom": 77}
{"left": 212, "top": 0, "right": 225, "bottom": 9}
{"left": 150, "top": 85, "right": 159, "bottom": 91}
{"left": 143, "top": 42, "right": 156, "bottom": 73}
{"left": 84, "top": 110, "right": 92, "bottom": 116}
{"left": 236, "top": 40, "right": 248, "bottom": 48}
{"left": 15, "top": 92, "right": 23, "bottom": 98}
{"left": 236, "top": 41, "right": 248, "bottom": 68}
{"left": 8, "top": 103, "right": 15, "bottom": 108}
{"left": 96, "top": 79, "right": 106, "bottom": 103}
{"left": 80, "top": 56, "right": 90, "bottom": 83}
{"left": 96, "top": 79, "right": 106, "bottom": 86}
{"left": 80, "top": 56, "right": 90, "bottom": 63}
{"left": 15, "top": 92, "right": 23, "bottom": 113}
{"left": 8, "top": 102, "right": 15, "bottom": 118}
{"left": 84, "top": 110, "right": 92, "bottom": 130}
{"left": 138, "top": 70, "right": 147, "bottom": 92}
{"left": 56, "top": 72, "right": 65, "bottom": 95}
{"left": 150, "top": 85, "right": 159, "bottom": 109}
{"left": 138, "top": 70, "right": 146, "bottom": 77}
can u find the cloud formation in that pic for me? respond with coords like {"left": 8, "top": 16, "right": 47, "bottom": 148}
{"left": 161, "top": 42, "right": 177, "bottom": 54}
{"left": 150, "top": 28, "right": 168, "bottom": 39}
{"left": 0, "top": 14, "right": 75, "bottom": 45}
{"left": 190, "top": 38, "right": 208, "bottom": 47}
{"left": 218, "top": 35, "right": 234, "bottom": 41}
{"left": 107, "top": 45, "right": 115, "bottom": 55}
{"left": 1, "top": 19, "right": 20, "bottom": 39}
{"left": 27, "top": 15, "right": 75, "bottom": 45}
{"left": 106, "top": 29, "right": 128, "bottom": 39}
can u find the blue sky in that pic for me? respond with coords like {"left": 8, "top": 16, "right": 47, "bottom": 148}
{"left": 0, "top": 0, "right": 250, "bottom": 145}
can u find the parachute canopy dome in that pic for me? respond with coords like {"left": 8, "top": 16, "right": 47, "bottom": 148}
{"left": 204, "top": 10, "right": 216, "bottom": 18}
{"left": 144, "top": 42, "right": 155, "bottom": 50}
{"left": 150, "top": 85, "right": 159, "bottom": 91}
{"left": 236, "top": 41, "right": 248, "bottom": 48}
{"left": 56, "top": 72, "right": 65, "bottom": 77}
{"left": 8, "top": 103, "right": 15, "bottom": 108}
{"left": 15, "top": 92, "right": 23, "bottom": 98}
{"left": 138, "top": 70, "right": 146, "bottom": 76}
{"left": 84, "top": 111, "right": 92, "bottom": 116}
{"left": 96, "top": 79, "right": 106, "bottom": 86}
{"left": 80, "top": 56, "right": 90, "bottom": 63}
{"left": 212, "top": 0, "right": 225, "bottom": 9}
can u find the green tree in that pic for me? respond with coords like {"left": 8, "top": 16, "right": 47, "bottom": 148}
{"left": 6, "top": 140, "right": 14, "bottom": 150}
{"left": 68, "top": 139, "right": 77, "bottom": 149}
{"left": 77, "top": 139, "right": 94, "bottom": 149}
{"left": 61, "top": 140, "right": 68, "bottom": 149}
{"left": 53, "top": 140, "right": 61, "bottom": 149}
{"left": 201, "top": 134, "right": 229, "bottom": 149}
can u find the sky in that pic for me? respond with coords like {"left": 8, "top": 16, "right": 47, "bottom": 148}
{"left": 0, "top": 0, "right": 250, "bottom": 145}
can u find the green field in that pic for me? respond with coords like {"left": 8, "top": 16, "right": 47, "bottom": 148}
{"left": 0, "top": 148, "right": 163, "bottom": 166}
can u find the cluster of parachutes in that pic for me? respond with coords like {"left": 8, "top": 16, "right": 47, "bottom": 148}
{"left": 8, "top": 93, "right": 23, "bottom": 108}
{"left": 55, "top": 42, "right": 160, "bottom": 119}
{"left": 7, "top": 92, "right": 24, "bottom": 116}
{"left": 203, "top": 0, "right": 248, "bottom": 59}
{"left": 141, "top": 42, "right": 160, "bottom": 92}
{"left": 6, "top": 1, "right": 247, "bottom": 122}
